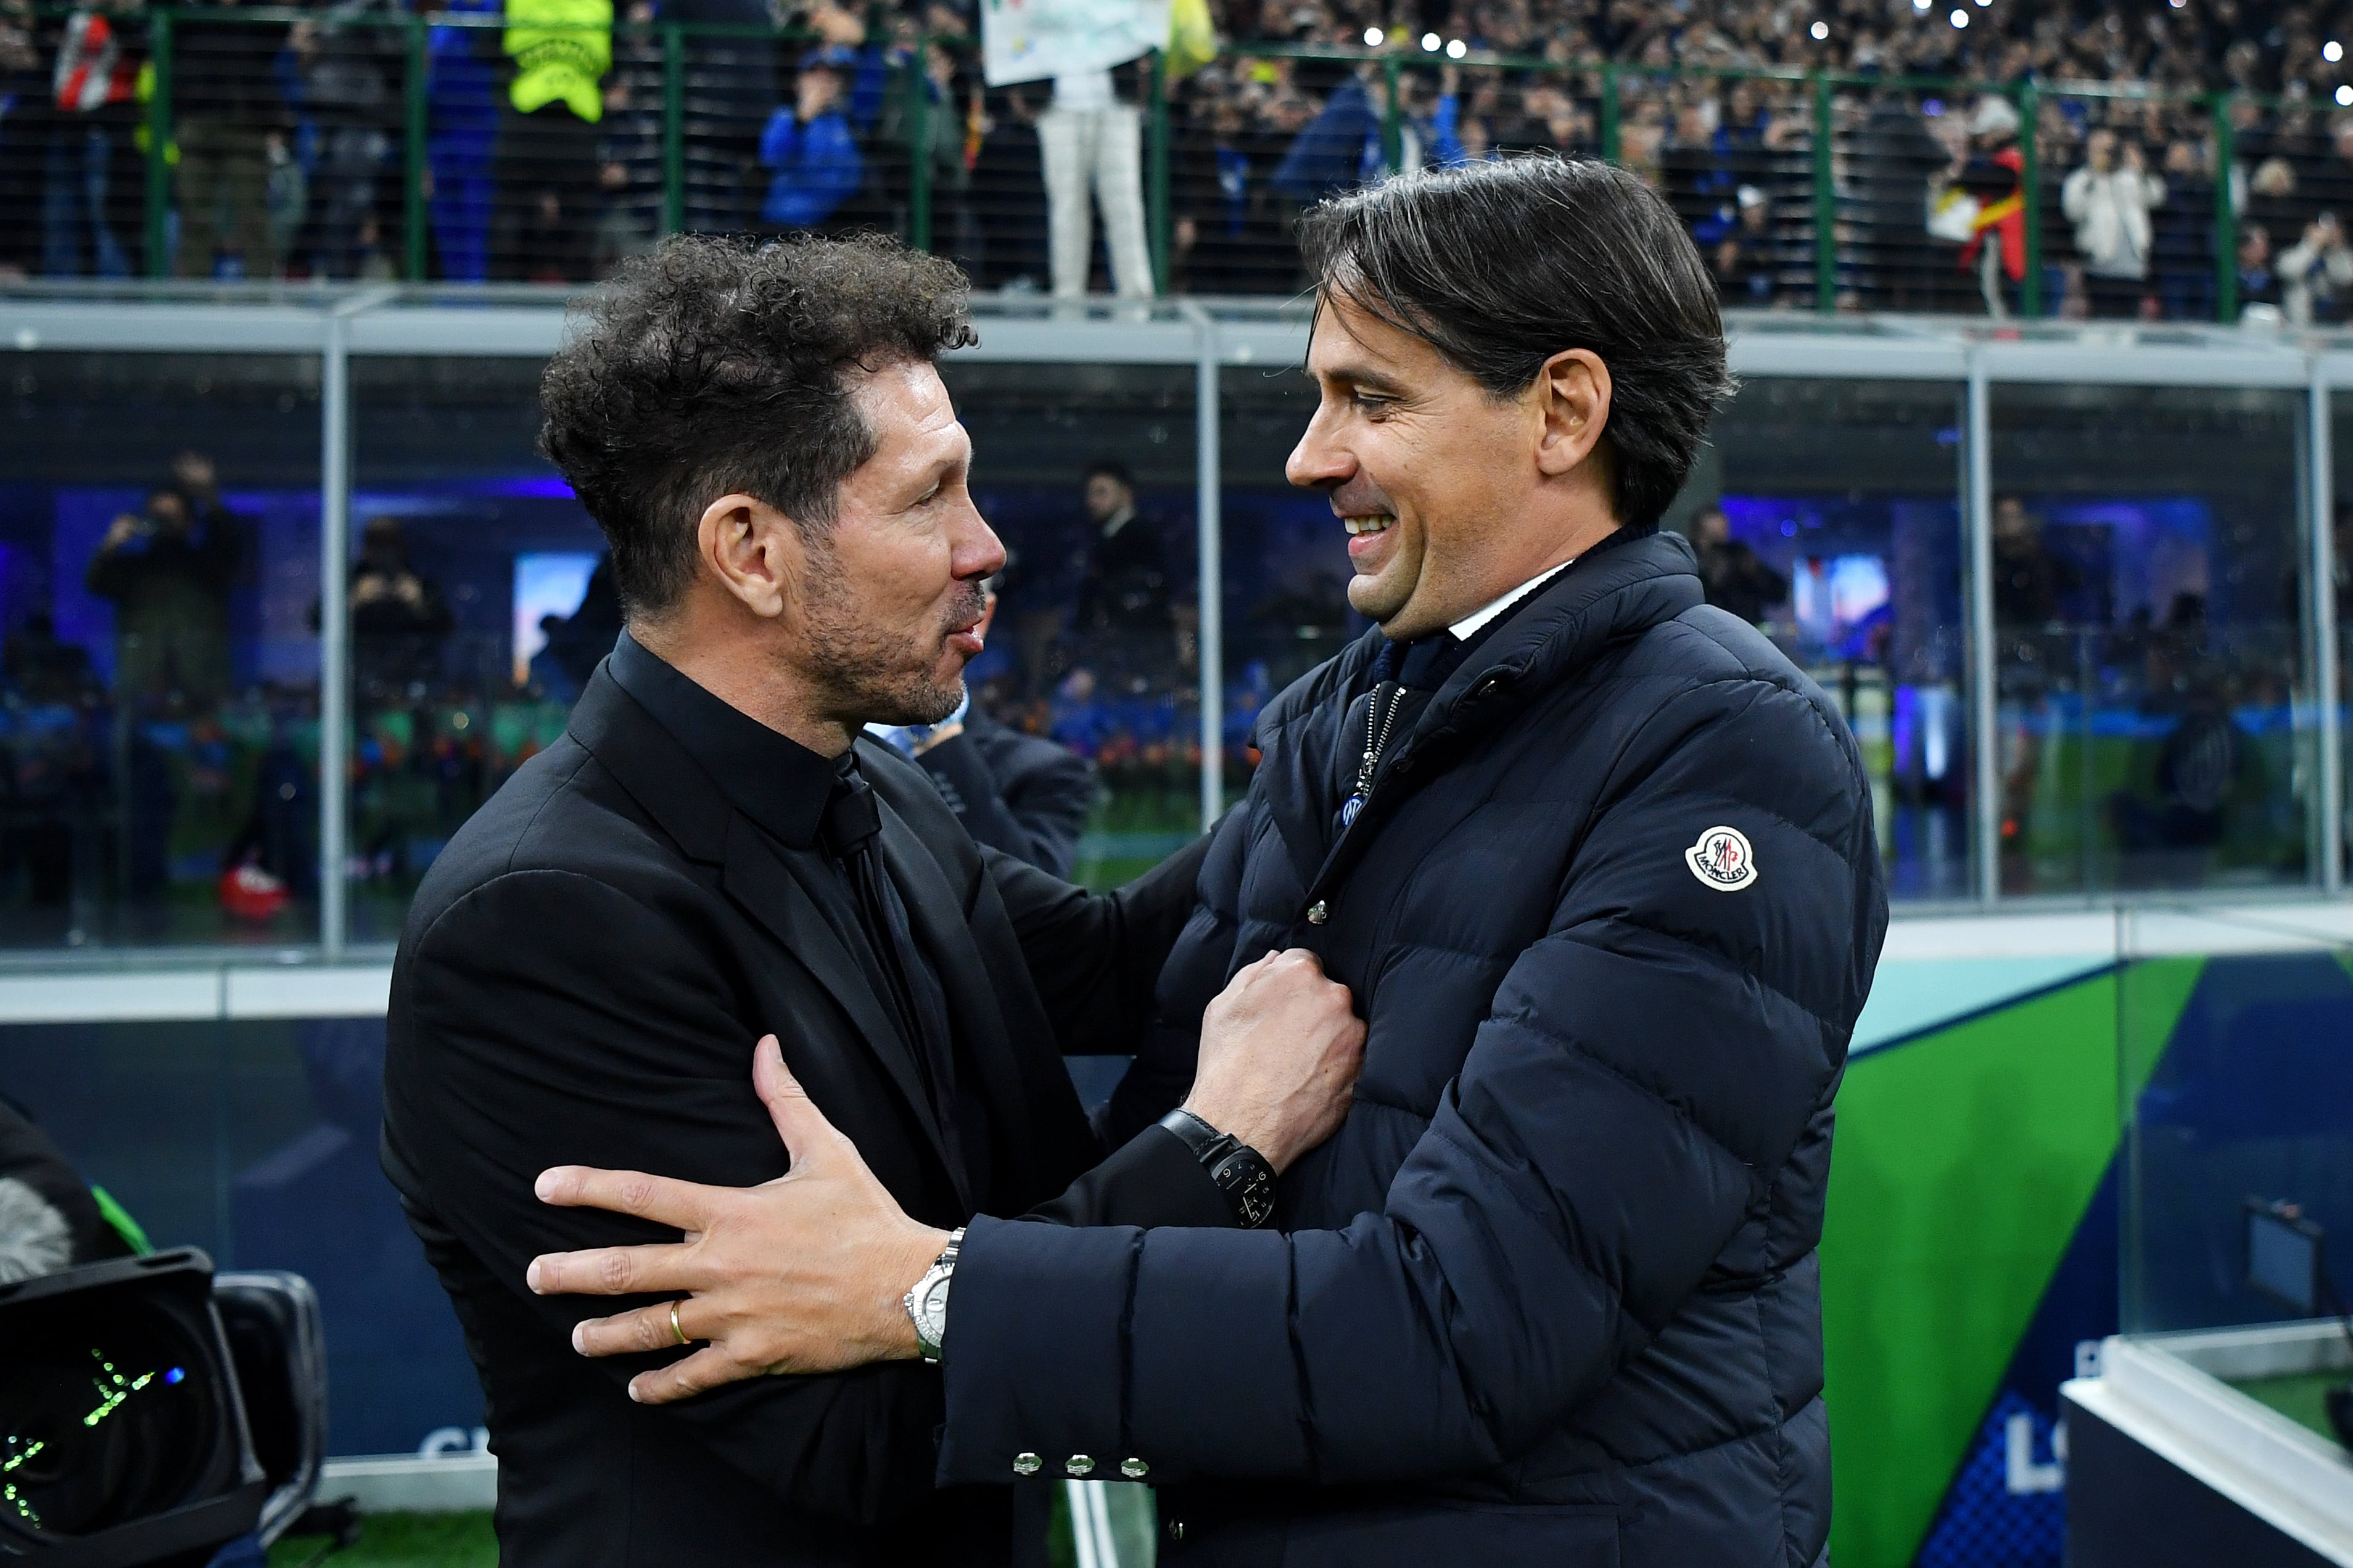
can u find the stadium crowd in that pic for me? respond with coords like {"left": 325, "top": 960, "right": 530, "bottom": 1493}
{"left": 4, "top": 0, "right": 2353, "bottom": 317}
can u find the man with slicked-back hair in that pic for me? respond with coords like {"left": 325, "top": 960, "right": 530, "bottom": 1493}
{"left": 535, "top": 160, "right": 1887, "bottom": 1568}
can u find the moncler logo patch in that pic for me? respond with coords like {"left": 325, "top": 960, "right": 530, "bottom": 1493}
{"left": 1685, "top": 825, "right": 1757, "bottom": 892}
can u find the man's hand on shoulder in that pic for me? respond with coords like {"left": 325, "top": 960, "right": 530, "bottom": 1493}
{"left": 1184, "top": 948, "right": 1366, "bottom": 1172}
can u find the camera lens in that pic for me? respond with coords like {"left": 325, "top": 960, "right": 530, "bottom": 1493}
{"left": 1, "top": 1293, "right": 217, "bottom": 1540}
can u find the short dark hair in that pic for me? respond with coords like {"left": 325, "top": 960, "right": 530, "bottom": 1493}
{"left": 538, "top": 233, "right": 977, "bottom": 616}
{"left": 1298, "top": 155, "right": 1734, "bottom": 531}
{"left": 1082, "top": 459, "right": 1134, "bottom": 491}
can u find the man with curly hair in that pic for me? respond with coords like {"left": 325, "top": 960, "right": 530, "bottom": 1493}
{"left": 380, "top": 232, "right": 1367, "bottom": 1567}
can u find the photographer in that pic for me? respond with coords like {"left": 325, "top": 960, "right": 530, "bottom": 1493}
{"left": 84, "top": 451, "right": 245, "bottom": 708}
{"left": 2062, "top": 128, "right": 2166, "bottom": 318}
{"left": 2280, "top": 211, "right": 2353, "bottom": 327}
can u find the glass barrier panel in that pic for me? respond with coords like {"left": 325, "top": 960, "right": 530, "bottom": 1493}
{"left": 0, "top": 1015, "right": 484, "bottom": 1458}
{"left": 1989, "top": 382, "right": 2314, "bottom": 896}
{"left": 943, "top": 359, "right": 1201, "bottom": 890}
{"left": 0, "top": 350, "right": 321, "bottom": 949}
{"left": 2119, "top": 906, "right": 2353, "bottom": 1342}
{"left": 345, "top": 354, "right": 595, "bottom": 945}
{"left": 1687, "top": 376, "right": 1974, "bottom": 900}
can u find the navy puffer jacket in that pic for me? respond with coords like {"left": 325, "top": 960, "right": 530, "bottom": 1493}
{"left": 942, "top": 530, "right": 1887, "bottom": 1568}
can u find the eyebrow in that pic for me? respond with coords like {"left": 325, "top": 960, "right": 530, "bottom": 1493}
{"left": 1317, "top": 359, "right": 1409, "bottom": 396}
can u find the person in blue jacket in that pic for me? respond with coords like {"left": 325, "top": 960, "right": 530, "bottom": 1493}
{"left": 530, "top": 155, "right": 1886, "bottom": 1568}
{"left": 757, "top": 44, "right": 878, "bottom": 232}
{"left": 426, "top": 0, "right": 500, "bottom": 282}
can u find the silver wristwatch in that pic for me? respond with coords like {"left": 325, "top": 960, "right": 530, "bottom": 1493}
{"left": 904, "top": 1228, "right": 963, "bottom": 1365}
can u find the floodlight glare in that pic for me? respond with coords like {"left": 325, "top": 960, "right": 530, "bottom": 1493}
{"left": 1421, "top": 31, "right": 1440, "bottom": 51}
{"left": 1364, "top": 26, "right": 1383, "bottom": 45}
{"left": 1811, "top": 19, "right": 1829, "bottom": 36}
{"left": 1950, "top": 8, "right": 1968, "bottom": 25}
{"left": 1446, "top": 38, "right": 1467, "bottom": 58}
{"left": 2330, "top": 39, "right": 2345, "bottom": 60}
{"left": 2338, "top": 83, "right": 2352, "bottom": 104}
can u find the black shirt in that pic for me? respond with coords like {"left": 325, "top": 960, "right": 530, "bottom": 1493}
{"left": 605, "top": 630, "right": 990, "bottom": 1199}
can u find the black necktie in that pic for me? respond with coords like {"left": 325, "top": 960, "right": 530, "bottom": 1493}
{"left": 821, "top": 759, "right": 961, "bottom": 1141}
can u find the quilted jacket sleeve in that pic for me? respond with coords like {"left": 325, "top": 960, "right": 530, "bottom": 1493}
{"left": 937, "top": 672, "right": 1884, "bottom": 1486}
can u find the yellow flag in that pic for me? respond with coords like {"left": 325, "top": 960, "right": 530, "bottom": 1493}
{"left": 1168, "top": 0, "right": 1216, "bottom": 80}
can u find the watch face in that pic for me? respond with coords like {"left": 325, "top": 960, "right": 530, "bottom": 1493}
{"left": 1236, "top": 1174, "right": 1276, "bottom": 1228}
{"left": 915, "top": 1272, "right": 952, "bottom": 1344}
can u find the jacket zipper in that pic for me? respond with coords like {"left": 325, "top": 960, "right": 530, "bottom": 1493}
{"left": 1340, "top": 680, "right": 1405, "bottom": 828}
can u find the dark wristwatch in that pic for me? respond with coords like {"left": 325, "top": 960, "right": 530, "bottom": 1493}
{"left": 1156, "top": 1108, "right": 1279, "bottom": 1228}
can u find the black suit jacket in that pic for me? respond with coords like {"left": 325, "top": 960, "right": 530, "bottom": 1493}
{"left": 913, "top": 713, "right": 1096, "bottom": 879}
{"left": 381, "top": 666, "right": 1220, "bottom": 1568}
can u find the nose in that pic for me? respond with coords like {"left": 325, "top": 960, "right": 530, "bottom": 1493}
{"left": 950, "top": 498, "right": 1007, "bottom": 584}
{"left": 1285, "top": 398, "right": 1357, "bottom": 492}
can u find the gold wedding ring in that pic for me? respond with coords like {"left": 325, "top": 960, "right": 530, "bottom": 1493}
{"left": 669, "top": 1299, "right": 689, "bottom": 1347}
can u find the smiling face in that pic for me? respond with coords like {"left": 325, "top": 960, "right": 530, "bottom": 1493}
{"left": 787, "top": 359, "right": 1002, "bottom": 727}
{"left": 1284, "top": 289, "right": 1613, "bottom": 641}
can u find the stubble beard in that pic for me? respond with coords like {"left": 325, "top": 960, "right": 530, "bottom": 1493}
{"left": 799, "top": 543, "right": 987, "bottom": 728}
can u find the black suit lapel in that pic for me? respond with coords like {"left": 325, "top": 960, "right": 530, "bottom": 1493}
{"left": 873, "top": 796, "right": 1039, "bottom": 1198}
{"left": 569, "top": 666, "right": 970, "bottom": 1208}
{"left": 717, "top": 815, "right": 971, "bottom": 1211}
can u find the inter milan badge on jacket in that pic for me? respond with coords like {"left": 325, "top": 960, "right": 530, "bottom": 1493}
{"left": 1340, "top": 794, "right": 1366, "bottom": 829}
{"left": 1685, "top": 825, "right": 1758, "bottom": 892}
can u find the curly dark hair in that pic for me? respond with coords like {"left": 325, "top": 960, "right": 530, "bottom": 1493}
{"left": 1298, "top": 155, "right": 1734, "bottom": 532}
{"left": 537, "top": 233, "right": 978, "bottom": 617}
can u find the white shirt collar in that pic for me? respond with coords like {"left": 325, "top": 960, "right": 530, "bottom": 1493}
{"left": 1448, "top": 559, "right": 1574, "bottom": 641}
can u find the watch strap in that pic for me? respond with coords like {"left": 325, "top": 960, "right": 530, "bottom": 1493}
{"left": 1156, "top": 1106, "right": 1232, "bottom": 1164}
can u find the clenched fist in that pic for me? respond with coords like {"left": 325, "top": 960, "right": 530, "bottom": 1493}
{"left": 1184, "top": 949, "right": 1367, "bottom": 1172}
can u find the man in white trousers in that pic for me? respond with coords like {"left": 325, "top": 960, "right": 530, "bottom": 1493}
{"left": 1038, "top": 67, "right": 1154, "bottom": 299}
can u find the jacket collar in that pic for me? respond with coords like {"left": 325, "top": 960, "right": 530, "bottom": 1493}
{"left": 1263, "top": 528, "right": 1705, "bottom": 751}
{"left": 1255, "top": 529, "right": 1706, "bottom": 901}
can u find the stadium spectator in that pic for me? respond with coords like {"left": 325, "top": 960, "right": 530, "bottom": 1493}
{"left": 2278, "top": 210, "right": 2353, "bottom": 324}
{"left": 1039, "top": 60, "right": 1153, "bottom": 298}
{"left": 1956, "top": 94, "right": 2027, "bottom": 317}
{"left": 345, "top": 517, "right": 455, "bottom": 701}
{"left": 1691, "top": 506, "right": 1789, "bottom": 626}
{"left": 2238, "top": 221, "right": 2281, "bottom": 312}
{"left": 758, "top": 46, "right": 868, "bottom": 232}
{"left": 40, "top": 0, "right": 2353, "bottom": 315}
{"left": 1069, "top": 458, "right": 1174, "bottom": 698}
{"left": 2062, "top": 128, "right": 2166, "bottom": 316}
{"left": 880, "top": 37, "right": 978, "bottom": 270}
{"left": 491, "top": 0, "right": 610, "bottom": 282}
{"left": 172, "top": 0, "right": 291, "bottom": 280}
{"left": 591, "top": 1, "right": 664, "bottom": 274}
{"left": 970, "top": 83, "right": 1049, "bottom": 289}
{"left": 287, "top": 1, "right": 404, "bottom": 281}
{"left": 672, "top": 0, "right": 777, "bottom": 236}
{"left": 39, "top": 0, "right": 139, "bottom": 279}
{"left": 427, "top": 0, "right": 501, "bottom": 282}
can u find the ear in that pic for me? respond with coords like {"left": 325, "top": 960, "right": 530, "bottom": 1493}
{"left": 695, "top": 492, "right": 804, "bottom": 620}
{"left": 1531, "top": 348, "right": 1612, "bottom": 480}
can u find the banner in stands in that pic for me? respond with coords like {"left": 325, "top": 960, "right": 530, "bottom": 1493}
{"left": 979, "top": 0, "right": 1169, "bottom": 86}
